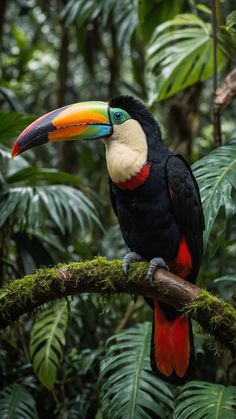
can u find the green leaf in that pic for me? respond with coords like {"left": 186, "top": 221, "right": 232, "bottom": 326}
{"left": 147, "top": 14, "right": 226, "bottom": 101}
{"left": 62, "top": 0, "right": 102, "bottom": 25}
{"left": 7, "top": 167, "right": 83, "bottom": 186}
{"left": 101, "top": 0, "right": 138, "bottom": 46}
{"left": 192, "top": 139, "right": 236, "bottom": 250}
{"left": 30, "top": 300, "right": 69, "bottom": 390}
{"left": 196, "top": 4, "right": 211, "bottom": 15}
{"left": 175, "top": 381, "right": 236, "bottom": 418}
{"left": 100, "top": 322, "right": 174, "bottom": 419}
{"left": 63, "top": 0, "right": 138, "bottom": 46}
{"left": 214, "top": 275, "right": 236, "bottom": 284}
{"left": 139, "top": 0, "right": 185, "bottom": 44}
{"left": 0, "top": 384, "right": 38, "bottom": 419}
{"left": 0, "top": 182, "right": 101, "bottom": 234}
{"left": 0, "top": 112, "right": 35, "bottom": 145}
{"left": 226, "top": 11, "right": 236, "bottom": 33}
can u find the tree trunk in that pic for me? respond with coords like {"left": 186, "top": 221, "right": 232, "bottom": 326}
{"left": 0, "top": 0, "right": 7, "bottom": 46}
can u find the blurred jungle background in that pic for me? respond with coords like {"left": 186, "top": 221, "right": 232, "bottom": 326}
{"left": 0, "top": 0, "right": 236, "bottom": 418}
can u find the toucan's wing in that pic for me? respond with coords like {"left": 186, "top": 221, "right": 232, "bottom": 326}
{"left": 109, "top": 177, "right": 118, "bottom": 217}
{"left": 166, "top": 155, "right": 205, "bottom": 282}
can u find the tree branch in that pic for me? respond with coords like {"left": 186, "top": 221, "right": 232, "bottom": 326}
{"left": 0, "top": 257, "right": 235, "bottom": 352}
{"left": 213, "top": 67, "right": 236, "bottom": 148}
{"left": 214, "top": 67, "right": 236, "bottom": 113}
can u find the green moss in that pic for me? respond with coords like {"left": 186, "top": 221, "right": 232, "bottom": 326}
{"left": 193, "top": 322, "right": 230, "bottom": 356}
{"left": 64, "top": 257, "right": 124, "bottom": 292}
{"left": 0, "top": 266, "right": 64, "bottom": 320}
{"left": 183, "top": 290, "right": 236, "bottom": 329}
{"left": 183, "top": 289, "right": 236, "bottom": 354}
{"left": 127, "top": 261, "right": 148, "bottom": 281}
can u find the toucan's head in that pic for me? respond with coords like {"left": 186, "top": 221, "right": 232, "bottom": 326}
{"left": 11, "top": 96, "right": 162, "bottom": 183}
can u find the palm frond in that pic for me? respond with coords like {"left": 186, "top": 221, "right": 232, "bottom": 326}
{"left": 100, "top": 322, "right": 174, "bottom": 419}
{"left": 175, "top": 381, "right": 236, "bottom": 418}
{"left": 30, "top": 300, "right": 69, "bottom": 390}
{"left": 0, "top": 383, "right": 38, "bottom": 419}
{"left": 192, "top": 139, "right": 236, "bottom": 249}
{"left": 62, "top": 0, "right": 138, "bottom": 46}
{"left": 101, "top": 0, "right": 138, "bottom": 46}
{"left": 0, "top": 184, "right": 101, "bottom": 234}
{"left": 147, "top": 14, "right": 226, "bottom": 101}
{"left": 62, "top": 0, "right": 103, "bottom": 25}
{"left": 0, "top": 144, "right": 28, "bottom": 183}
{"left": 1, "top": 144, "right": 101, "bottom": 233}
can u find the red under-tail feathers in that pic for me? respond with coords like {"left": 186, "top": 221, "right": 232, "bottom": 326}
{"left": 151, "top": 237, "right": 194, "bottom": 385}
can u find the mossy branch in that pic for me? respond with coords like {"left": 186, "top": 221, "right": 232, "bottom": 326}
{"left": 0, "top": 257, "right": 235, "bottom": 352}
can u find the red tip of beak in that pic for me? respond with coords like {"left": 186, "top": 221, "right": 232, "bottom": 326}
{"left": 11, "top": 142, "right": 21, "bottom": 159}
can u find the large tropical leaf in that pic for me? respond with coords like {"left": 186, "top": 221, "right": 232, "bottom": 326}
{"left": 0, "top": 183, "right": 100, "bottom": 234}
{"left": 100, "top": 322, "right": 174, "bottom": 419}
{"left": 139, "top": 0, "right": 185, "bottom": 44}
{"left": 147, "top": 14, "right": 226, "bottom": 101}
{"left": 0, "top": 144, "right": 101, "bottom": 234}
{"left": 192, "top": 139, "right": 236, "bottom": 249}
{"left": 63, "top": 0, "right": 138, "bottom": 46}
{"left": 0, "top": 144, "right": 28, "bottom": 182}
{"left": 6, "top": 167, "right": 83, "bottom": 186}
{"left": 175, "top": 381, "right": 236, "bottom": 418}
{"left": 0, "top": 383, "right": 38, "bottom": 419}
{"left": 0, "top": 112, "right": 35, "bottom": 145}
{"left": 29, "top": 300, "right": 69, "bottom": 390}
{"left": 101, "top": 0, "right": 138, "bottom": 46}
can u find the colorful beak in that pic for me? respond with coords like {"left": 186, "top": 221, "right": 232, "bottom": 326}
{"left": 11, "top": 101, "right": 112, "bottom": 158}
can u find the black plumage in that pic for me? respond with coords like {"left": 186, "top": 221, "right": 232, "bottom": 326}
{"left": 109, "top": 96, "right": 204, "bottom": 278}
{"left": 108, "top": 96, "right": 205, "bottom": 384}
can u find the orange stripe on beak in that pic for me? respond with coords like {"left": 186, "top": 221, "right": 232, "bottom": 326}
{"left": 48, "top": 125, "right": 88, "bottom": 141}
{"left": 52, "top": 103, "right": 108, "bottom": 128}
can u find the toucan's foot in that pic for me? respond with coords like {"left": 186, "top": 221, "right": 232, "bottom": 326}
{"left": 122, "top": 252, "right": 143, "bottom": 276}
{"left": 147, "top": 257, "right": 169, "bottom": 286}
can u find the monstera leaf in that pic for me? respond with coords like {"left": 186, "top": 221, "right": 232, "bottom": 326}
{"left": 147, "top": 14, "right": 226, "bottom": 101}
{"left": 100, "top": 322, "right": 174, "bottom": 419}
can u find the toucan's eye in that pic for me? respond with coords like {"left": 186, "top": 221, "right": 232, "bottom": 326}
{"left": 110, "top": 108, "right": 131, "bottom": 124}
{"left": 114, "top": 111, "right": 123, "bottom": 120}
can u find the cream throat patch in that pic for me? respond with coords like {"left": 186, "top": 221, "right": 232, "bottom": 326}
{"left": 103, "top": 119, "right": 148, "bottom": 183}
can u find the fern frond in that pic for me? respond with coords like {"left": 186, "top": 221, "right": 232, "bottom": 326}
{"left": 100, "top": 322, "right": 174, "bottom": 419}
{"left": 30, "top": 300, "right": 69, "bottom": 390}
{"left": 0, "top": 384, "right": 38, "bottom": 419}
{"left": 175, "top": 381, "right": 236, "bottom": 418}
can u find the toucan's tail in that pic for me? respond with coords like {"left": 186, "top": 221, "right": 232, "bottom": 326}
{"left": 150, "top": 300, "right": 194, "bottom": 385}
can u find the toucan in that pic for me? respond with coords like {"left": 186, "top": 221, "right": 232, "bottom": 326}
{"left": 11, "top": 96, "right": 204, "bottom": 385}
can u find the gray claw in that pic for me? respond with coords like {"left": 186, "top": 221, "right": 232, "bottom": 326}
{"left": 147, "top": 257, "right": 169, "bottom": 286}
{"left": 122, "top": 252, "right": 143, "bottom": 276}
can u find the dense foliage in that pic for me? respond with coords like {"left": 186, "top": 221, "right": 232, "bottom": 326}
{"left": 0, "top": 0, "right": 236, "bottom": 418}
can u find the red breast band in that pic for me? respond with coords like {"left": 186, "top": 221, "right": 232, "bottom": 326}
{"left": 115, "top": 162, "right": 151, "bottom": 190}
